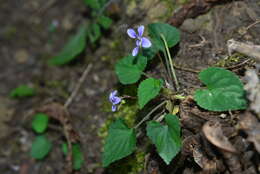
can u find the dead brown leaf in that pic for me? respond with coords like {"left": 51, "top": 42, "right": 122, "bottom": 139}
{"left": 202, "top": 121, "right": 237, "bottom": 153}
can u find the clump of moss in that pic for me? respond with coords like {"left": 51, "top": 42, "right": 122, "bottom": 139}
{"left": 214, "top": 53, "right": 245, "bottom": 67}
{"left": 98, "top": 99, "right": 139, "bottom": 139}
{"left": 99, "top": 95, "right": 146, "bottom": 174}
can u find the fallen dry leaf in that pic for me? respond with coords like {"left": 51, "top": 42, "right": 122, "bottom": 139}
{"left": 202, "top": 121, "right": 237, "bottom": 153}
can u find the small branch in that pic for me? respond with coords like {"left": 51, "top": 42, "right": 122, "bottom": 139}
{"left": 134, "top": 100, "right": 167, "bottom": 129}
{"left": 64, "top": 64, "right": 93, "bottom": 108}
{"left": 246, "top": 19, "right": 260, "bottom": 31}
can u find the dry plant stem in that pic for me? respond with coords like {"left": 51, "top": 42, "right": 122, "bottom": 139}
{"left": 134, "top": 100, "right": 167, "bottom": 129}
{"left": 161, "top": 48, "right": 173, "bottom": 87}
{"left": 246, "top": 19, "right": 260, "bottom": 31}
{"left": 160, "top": 34, "right": 180, "bottom": 90}
{"left": 64, "top": 64, "right": 93, "bottom": 108}
{"left": 173, "top": 63, "right": 200, "bottom": 73}
{"left": 158, "top": 53, "right": 171, "bottom": 83}
{"left": 227, "top": 39, "right": 260, "bottom": 63}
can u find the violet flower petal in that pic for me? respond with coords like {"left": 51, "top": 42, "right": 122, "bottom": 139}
{"left": 137, "top": 25, "right": 144, "bottom": 37}
{"left": 109, "top": 90, "right": 117, "bottom": 101}
{"left": 127, "top": 29, "right": 137, "bottom": 39}
{"left": 112, "top": 96, "right": 121, "bottom": 105}
{"left": 141, "top": 37, "right": 152, "bottom": 48}
{"left": 136, "top": 40, "right": 141, "bottom": 47}
{"left": 112, "top": 105, "right": 117, "bottom": 112}
{"left": 132, "top": 47, "right": 139, "bottom": 56}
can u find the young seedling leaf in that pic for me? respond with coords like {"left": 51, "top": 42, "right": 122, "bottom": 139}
{"left": 48, "top": 24, "right": 87, "bottom": 65}
{"left": 98, "top": 15, "right": 113, "bottom": 29}
{"left": 30, "top": 135, "right": 52, "bottom": 160}
{"left": 138, "top": 78, "right": 163, "bottom": 109}
{"left": 87, "top": 23, "right": 101, "bottom": 43}
{"left": 148, "top": 23, "right": 180, "bottom": 51}
{"left": 102, "top": 119, "right": 136, "bottom": 167}
{"left": 146, "top": 114, "right": 181, "bottom": 164}
{"left": 115, "top": 55, "right": 147, "bottom": 84}
{"left": 10, "top": 85, "right": 36, "bottom": 98}
{"left": 83, "top": 0, "right": 101, "bottom": 9}
{"left": 32, "top": 113, "right": 49, "bottom": 133}
{"left": 194, "top": 67, "right": 247, "bottom": 111}
{"left": 61, "top": 143, "right": 84, "bottom": 170}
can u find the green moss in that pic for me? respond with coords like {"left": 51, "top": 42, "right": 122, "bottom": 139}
{"left": 99, "top": 95, "right": 145, "bottom": 173}
{"left": 214, "top": 53, "right": 245, "bottom": 67}
{"left": 98, "top": 100, "right": 139, "bottom": 139}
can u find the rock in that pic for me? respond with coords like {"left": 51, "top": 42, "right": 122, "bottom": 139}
{"left": 14, "top": 49, "right": 29, "bottom": 64}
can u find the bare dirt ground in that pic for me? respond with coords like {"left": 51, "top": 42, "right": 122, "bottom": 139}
{"left": 0, "top": 0, "right": 259, "bottom": 174}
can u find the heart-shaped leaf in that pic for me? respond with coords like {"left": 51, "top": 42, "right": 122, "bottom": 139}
{"left": 32, "top": 113, "right": 49, "bottom": 133}
{"left": 102, "top": 119, "right": 136, "bottom": 167}
{"left": 115, "top": 55, "right": 147, "bottom": 84}
{"left": 30, "top": 135, "right": 52, "bottom": 160}
{"left": 138, "top": 78, "right": 163, "bottom": 109}
{"left": 148, "top": 23, "right": 180, "bottom": 51}
{"left": 48, "top": 24, "right": 87, "bottom": 65}
{"left": 146, "top": 114, "right": 181, "bottom": 164}
{"left": 194, "top": 67, "right": 247, "bottom": 111}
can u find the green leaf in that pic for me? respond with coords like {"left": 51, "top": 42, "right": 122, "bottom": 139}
{"left": 87, "top": 23, "right": 101, "bottom": 43}
{"left": 32, "top": 113, "right": 49, "bottom": 133}
{"left": 102, "top": 119, "right": 136, "bottom": 167}
{"left": 194, "top": 67, "right": 247, "bottom": 111}
{"left": 138, "top": 78, "right": 163, "bottom": 109}
{"left": 10, "top": 85, "right": 36, "bottom": 98}
{"left": 48, "top": 24, "right": 87, "bottom": 65}
{"left": 30, "top": 135, "right": 52, "bottom": 159}
{"left": 115, "top": 55, "right": 147, "bottom": 84}
{"left": 148, "top": 23, "right": 180, "bottom": 51}
{"left": 83, "top": 0, "right": 101, "bottom": 9}
{"left": 98, "top": 15, "right": 113, "bottom": 29}
{"left": 146, "top": 114, "right": 181, "bottom": 164}
{"left": 61, "top": 143, "right": 84, "bottom": 170}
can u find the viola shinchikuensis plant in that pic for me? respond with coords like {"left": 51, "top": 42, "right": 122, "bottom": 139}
{"left": 103, "top": 22, "right": 248, "bottom": 168}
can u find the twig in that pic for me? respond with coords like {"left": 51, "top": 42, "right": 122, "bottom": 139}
{"left": 189, "top": 35, "right": 207, "bottom": 48}
{"left": 173, "top": 63, "right": 200, "bottom": 73}
{"left": 134, "top": 101, "right": 167, "bottom": 129}
{"left": 246, "top": 19, "right": 260, "bottom": 31}
{"left": 64, "top": 64, "right": 93, "bottom": 108}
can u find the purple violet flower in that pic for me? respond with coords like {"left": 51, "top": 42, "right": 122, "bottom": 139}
{"left": 127, "top": 25, "right": 152, "bottom": 56}
{"left": 109, "top": 90, "right": 121, "bottom": 112}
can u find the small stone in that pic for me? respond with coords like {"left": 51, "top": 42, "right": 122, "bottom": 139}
{"left": 14, "top": 49, "right": 29, "bottom": 64}
{"left": 220, "top": 113, "right": 227, "bottom": 118}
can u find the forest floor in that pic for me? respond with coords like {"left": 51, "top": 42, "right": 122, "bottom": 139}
{"left": 0, "top": 0, "right": 259, "bottom": 174}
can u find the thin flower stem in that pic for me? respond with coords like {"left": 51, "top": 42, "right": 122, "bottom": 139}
{"left": 142, "top": 72, "right": 152, "bottom": 78}
{"left": 134, "top": 100, "right": 167, "bottom": 129}
{"left": 157, "top": 53, "right": 171, "bottom": 82}
{"left": 160, "top": 34, "right": 180, "bottom": 91}
{"left": 162, "top": 48, "right": 173, "bottom": 88}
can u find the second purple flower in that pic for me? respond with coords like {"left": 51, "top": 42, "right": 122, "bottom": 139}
{"left": 127, "top": 25, "right": 152, "bottom": 56}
